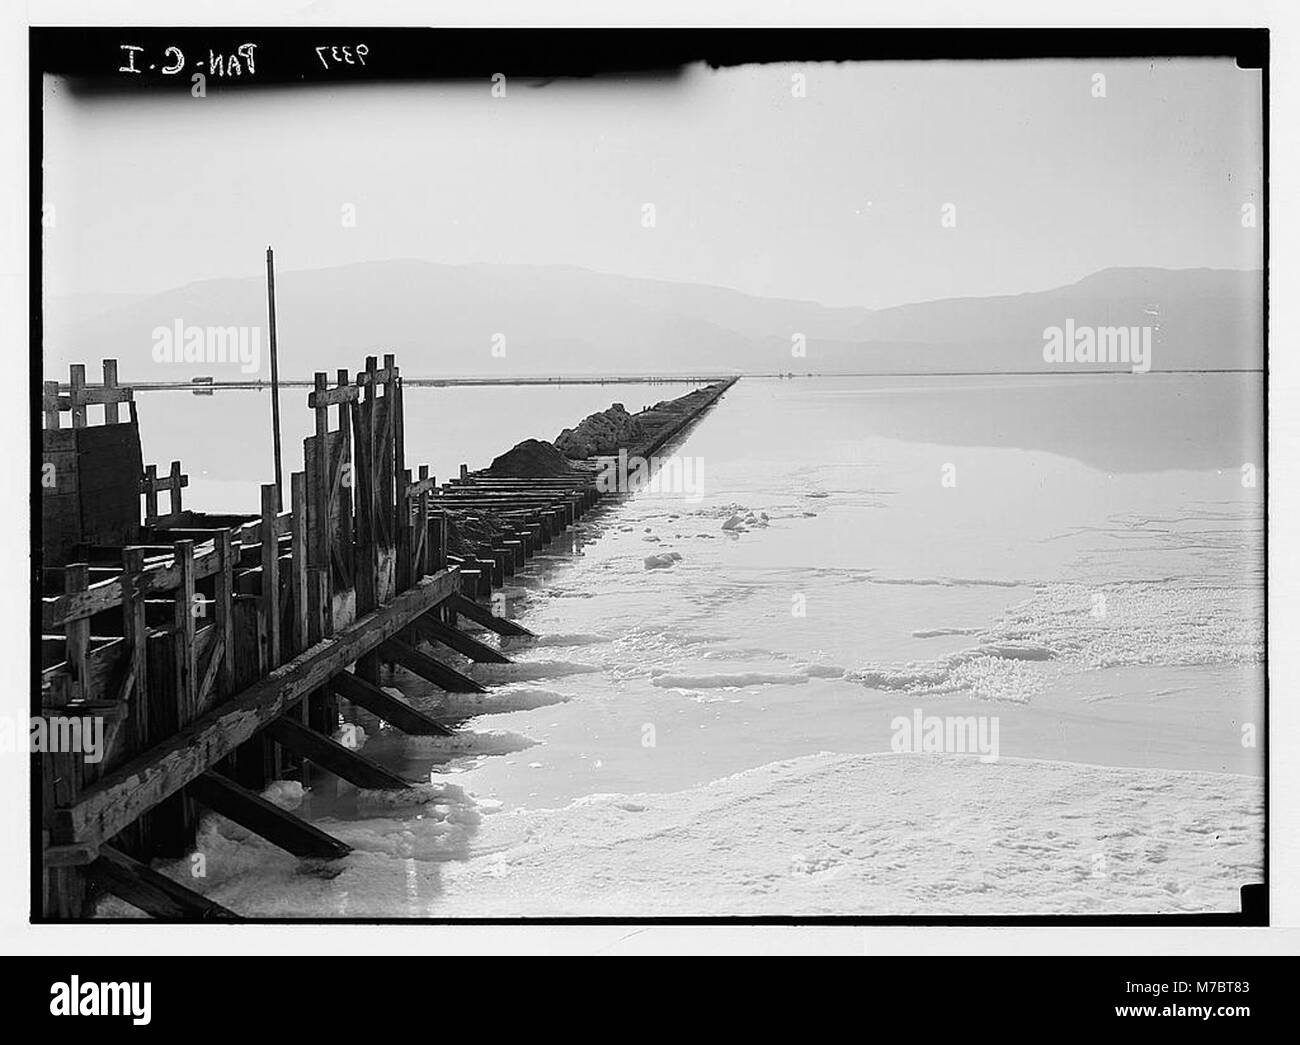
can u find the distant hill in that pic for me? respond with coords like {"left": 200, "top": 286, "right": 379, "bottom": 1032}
{"left": 43, "top": 261, "right": 1263, "bottom": 381}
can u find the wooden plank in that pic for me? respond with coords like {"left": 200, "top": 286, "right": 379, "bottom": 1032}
{"left": 307, "top": 383, "right": 359, "bottom": 408}
{"left": 303, "top": 436, "right": 325, "bottom": 639}
{"left": 43, "top": 379, "right": 61, "bottom": 429}
{"left": 356, "top": 360, "right": 398, "bottom": 386}
{"left": 196, "top": 637, "right": 224, "bottom": 709}
{"left": 329, "top": 670, "right": 452, "bottom": 736}
{"left": 309, "top": 374, "right": 331, "bottom": 591}
{"left": 310, "top": 566, "right": 330, "bottom": 642}
{"left": 416, "top": 466, "right": 431, "bottom": 577}
{"left": 44, "top": 841, "right": 100, "bottom": 867}
{"left": 43, "top": 623, "right": 218, "bottom": 709}
{"left": 102, "top": 360, "right": 120, "bottom": 424}
{"left": 413, "top": 612, "right": 511, "bottom": 663}
{"left": 335, "top": 369, "right": 355, "bottom": 590}
{"left": 42, "top": 493, "right": 81, "bottom": 566}
{"left": 397, "top": 467, "right": 413, "bottom": 594}
{"left": 375, "top": 378, "right": 395, "bottom": 552}
{"left": 214, "top": 531, "right": 236, "bottom": 697}
{"left": 53, "top": 568, "right": 461, "bottom": 846}
{"left": 264, "top": 716, "right": 410, "bottom": 789}
{"left": 352, "top": 365, "right": 377, "bottom": 617}
{"left": 353, "top": 360, "right": 379, "bottom": 687}
{"left": 379, "top": 637, "right": 486, "bottom": 693}
{"left": 167, "top": 461, "right": 187, "bottom": 515}
{"left": 121, "top": 548, "right": 149, "bottom": 766}
{"left": 172, "top": 540, "right": 197, "bottom": 720}
{"left": 411, "top": 481, "right": 427, "bottom": 579}
{"left": 145, "top": 620, "right": 193, "bottom": 856}
{"left": 224, "top": 595, "right": 266, "bottom": 792}
{"left": 290, "top": 472, "right": 309, "bottom": 656}
{"left": 70, "top": 364, "right": 87, "bottom": 428}
{"left": 62, "top": 564, "right": 90, "bottom": 705}
{"left": 448, "top": 592, "right": 536, "bottom": 637}
{"left": 471, "top": 559, "right": 495, "bottom": 595}
{"left": 433, "top": 510, "right": 447, "bottom": 571}
{"left": 481, "top": 548, "right": 507, "bottom": 586}
{"left": 43, "top": 428, "right": 77, "bottom": 452}
{"left": 142, "top": 464, "right": 159, "bottom": 525}
{"left": 78, "top": 423, "right": 144, "bottom": 548}
{"left": 260, "top": 485, "right": 281, "bottom": 668}
{"left": 392, "top": 362, "right": 406, "bottom": 549}
{"left": 87, "top": 845, "right": 239, "bottom": 920}
{"left": 186, "top": 771, "right": 350, "bottom": 859}
{"left": 447, "top": 476, "right": 591, "bottom": 486}
{"left": 234, "top": 512, "right": 291, "bottom": 546}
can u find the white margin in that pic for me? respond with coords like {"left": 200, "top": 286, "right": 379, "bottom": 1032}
{"left": 1, "top": 0, "right": 1295, "bottom": 957}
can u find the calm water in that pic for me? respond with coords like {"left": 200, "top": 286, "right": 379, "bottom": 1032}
{"left": 425, "top": 373, "right": 1264, "bottom": 812}
{"left": 135, "top": 381, "right": 712, "bottom": 514}
{"left": 118, "top": 372, "right": 1265, "bottom": 916}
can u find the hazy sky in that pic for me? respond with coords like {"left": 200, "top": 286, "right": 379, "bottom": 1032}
{"left": 43, "top": 58, "right": 1262, "bottom": 309}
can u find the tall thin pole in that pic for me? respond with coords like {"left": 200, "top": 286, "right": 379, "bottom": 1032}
{"left": 266, "top": 245, "right": 284, "bottom": 512}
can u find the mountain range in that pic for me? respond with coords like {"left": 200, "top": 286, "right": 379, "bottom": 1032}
{"left": 44, "top": 261, "right": 1263, "bottom": 381}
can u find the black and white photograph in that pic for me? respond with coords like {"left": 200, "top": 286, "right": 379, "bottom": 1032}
{"left": 3, "top": 1, "right": 1296, "bottom": 977}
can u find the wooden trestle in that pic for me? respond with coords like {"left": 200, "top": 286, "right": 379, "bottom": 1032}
{"left": 37, "top": 357, "right": 736, "bottom": 919}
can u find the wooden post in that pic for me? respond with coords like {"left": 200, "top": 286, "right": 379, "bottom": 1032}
{"left": 266, "top": 246, "right": 284, "bottom": 512}
{"left": 150, "top": 540, "right": 198, "bottom": 854}
{"left": 309, "top": 373, "right": 331, "bottom": 637}
{"left": 121, "top": 548, "right": 149, "bottom": 752}
{"left": 102, "top": 360, "right": 120, "bottom": 424}
{"left": 294, "top": 463, "right": 317, "bottom": 742}
{"left": 336, "top": 369, "right": 354, "bottom": 592}
{"left": 69, "top": 364, "right": 87, "bottom": 428}
{"left": 417, "top": 466, "right": 431, "bottom": 578}
{"left": 389, "top": 358, "right": 405, "bottom": 554}
{"left": 143, "top": 465, "right": 158, "bottom": 524}
{"left": 187, "top": 772, "right": 348, "bottom": 859}
{"left": 397, "top": 467, "right": 413, "bottom": 594}
{"left": 118, "top": 547, "right": 151, "bottom": 856}
{"left": 63, "top": 564, "right": 90, "bottom": 706}
{"left": 354, "top": 358, "right": 378, "bottom": 685}
{"left": 260, "top": 484, "right": 281, "bottom": 668}
{"left": 377, "top": 356, "right": 397, "bottom": 585}
{"left": 290, "top": 472, "right": 309, "bottom": 656}
{"left": 43, "top": 380, "right": 60, "bottom": 429}
{"left": 213, "top": 531, "right": 236, "bottom": 698}
{"left": 172, "top": 541, "right": 197, "bottom": 721}
{"left": 168, "top": 460, "right": 185, "bottom": 518}
{"left": 309, "top": 568, "right": 330, "bottom": 641}
{"left": 305, "top": 567, "right": 333, "bottom": 741}
{"left": 88, "top": 846, "right": 238, "bottom": 920}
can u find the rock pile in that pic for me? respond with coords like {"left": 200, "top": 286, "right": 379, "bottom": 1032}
{"left": 555, "top": 403, "right": 647, "bottom": 460}
{"left": 486, "top": 438, "right": 578, "bottom": 478}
